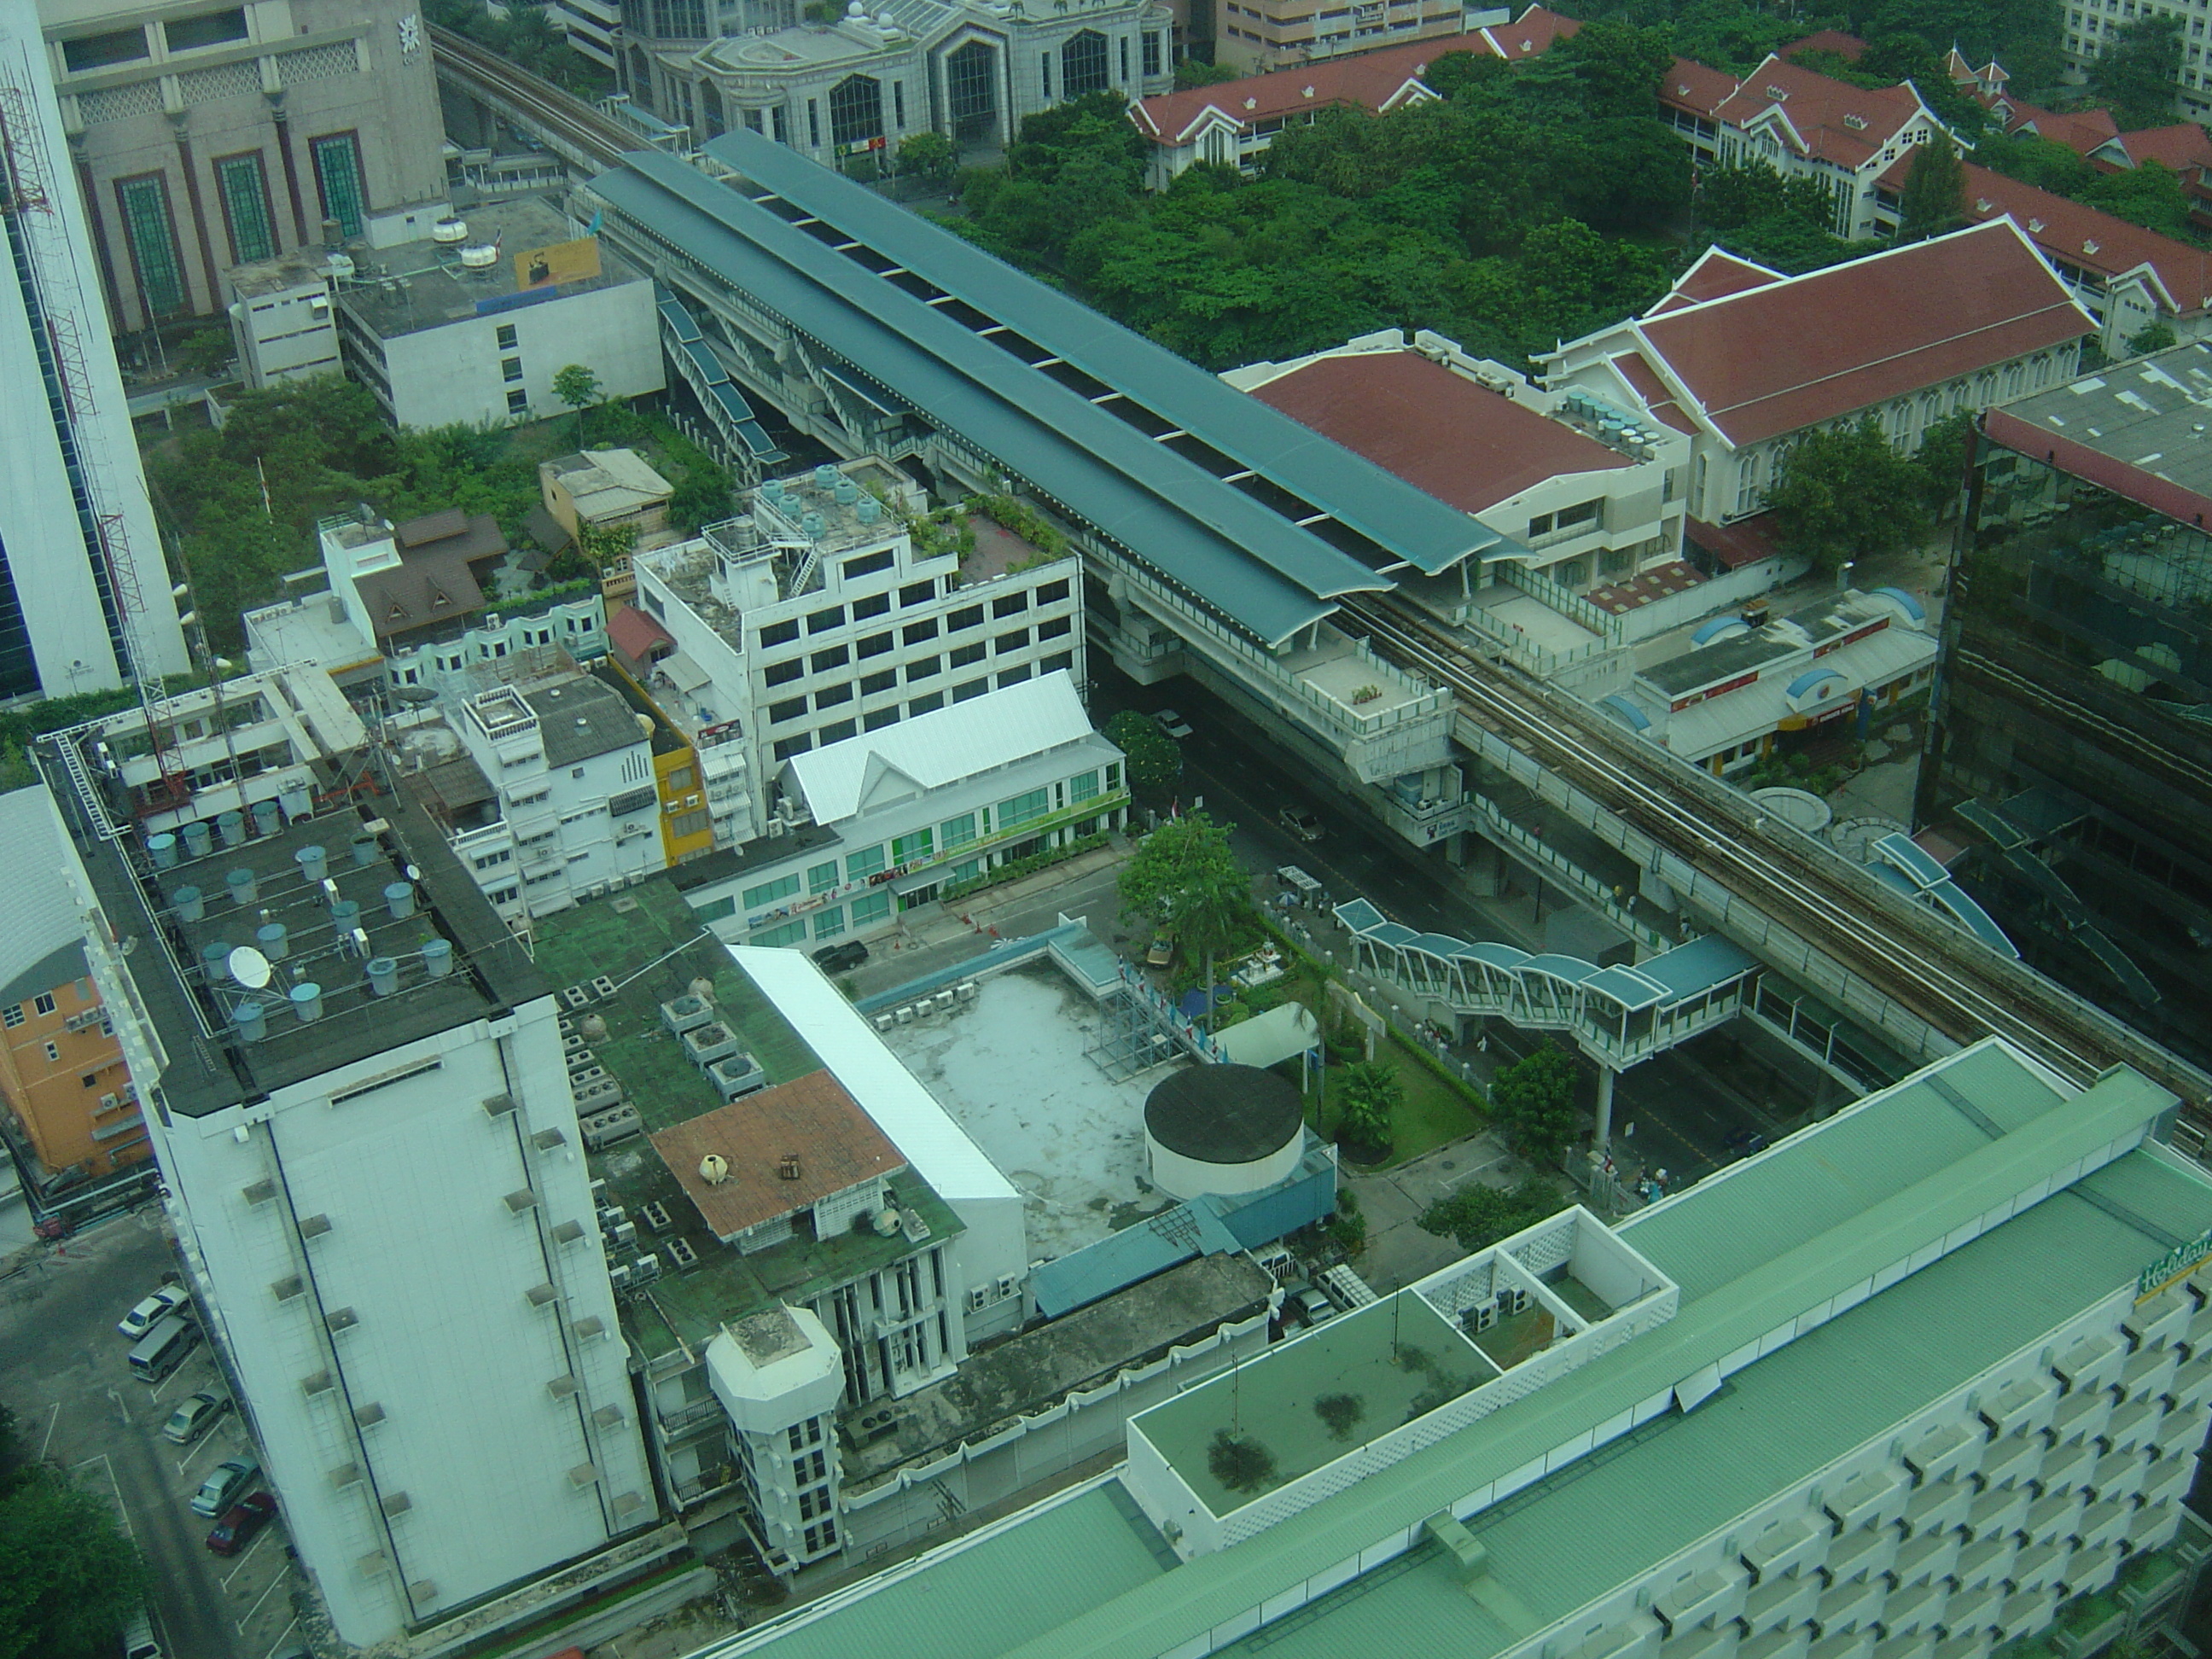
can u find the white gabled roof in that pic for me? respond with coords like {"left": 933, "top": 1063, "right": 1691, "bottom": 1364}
{"left": 731, "top": 945, "right": 1022, "bottom": 1210}
{"left": 786, "top": 670, "right": 1104, "bottom": 824}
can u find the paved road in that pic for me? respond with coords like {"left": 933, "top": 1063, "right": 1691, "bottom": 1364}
{"left": 0, "top": 1209, "right": 305, "bottom": 1659}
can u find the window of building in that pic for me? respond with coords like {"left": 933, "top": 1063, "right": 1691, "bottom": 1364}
{"left": 852, "top": 892, "right": 890, "bottom": 927}
{"left": 63, "top": 26, "right": 150, "bottom": 70}
{"left": 950, "top": 642, "right": 986, "bottom": 667}
{"left": 497, "top": 323, "right": 518, "bottom": 350}
{"left": 769, "top": 696, "right": 808, "bottom": 725}
{"left": 995, "top": 628, "right": 1029, "bottom": 654}
{"left": 753, "top": 917, "right": 808, "bottom": 947}
{"left": 488, "top": 883, "right": 520, "bottom": 905}
{"left": 166, "top": 9, "right": 249, "bottom": 52}
{"left": 807, "top": 605, "right": 846, "bottom": 634}
{"left": 808, "top": 860, "right": 841, "bottom": 894}
{"left": 32, "top": 993, "right": 55, "bottom": 1016}
{"left": 813, "top": 906, "right": 846, "bottom": 940}
{"left": 857, "top": 632, "right": 894, "bottom": 659}
{"left": 952, "top": 678, "right": 989, "bottom": 702}
{"left": 940, "top": 812, "right": 977, "bottom": 849}
{"left": 812, "top": 643, "right": 849, "bottom": 672}
{"left": 1039, "top": 614, "right": 1072, "bottom": 640}
{"left": 992, "top": 591, "right": 1030, "bottom": 619}
{"left": 853, "top": 591, "right": 891, "bottom": 620}
{"left": 43, "top": 1042, "right": 58, "bottom": 1062}
{"left": 473, "top": 849, "right": 512, "bottom": 871}
{"left": 864, "top": 707, "right": 899, "bottom": 731}
{"left": 310, "top": 131, "right": 367, "bottom": 239}
{"left": 905, "top": 656, "right": 940, "bottom": 680}
{"left": 1, "top": 1006, "right": 20, "bottom": 1029}
{"left": 909, "top": 690, "right": 944, "bottom": 715}
{"left": 760, "top": 619, "right": 800, "bottom": 648}
{"left": 829, "top": 73, "right": 883, "bottom": 148}
{"left": 998, "top": 787, "right": 1049, "bottom": 828}
{"left": 1106, "top": 761, "right": 1122, "bottom": 792}
{"left": 893, "top": 79, "right": 906, "bottom": 129}
{"left": 115, "top": 174, "right": 186, "bottom": 317}
{"left": 1120, "top": 34, "right": 1130, "bottom": 81}
{"left": 817, "top": 718, "right": 855, "bottom": 744}
{"left": 860, "top": 668, "right": 896, "bottom": 695}
{"left": 765, "top": 658, "right": 803, "bottom": 687}
{"left": 815, "top": 681, "right": 853, "bottom": 708}
{"left": 900, "top": 579, "right": 934, "bottom": 606}
{"left": 670, "top": 807, "right": 712, "bottom": 839}
{"left": 901, "top": 618, "right": 939, "bottom": 645}
{"left": 892, "top": 829, "right": 933, "bottom": 864}
{"left": 948, "top": 603, "right": 984, "bottom": 632}
{"left": 743, "top": 872, "right": 802, "bottom": 910}
{"left": 999, "top": 663, "right": 1032, "bottom": 686}
{"left": 1143, "top": 30, "right": 1161, "bottom": 74}
{"left": 773, "top": 734, "right": 812, "bottom": 761}
{"left": 1036, "top": 578, "right": 1070, "bottom": 604}
{"left": 948, "top": 40, "right": 996, "bottom": 134}
{"left": 807, "top": 97, "right": 821, "bottom": 148}
{"left": 213, "top": 153, "right": 276, "bottom": 265}
{"left": 507, "top": 388, "right": 528, "bottom": 415}
{"left": 498, "top": 355, "right": 525, "bottom": 383}
{"left": 1068, "top": 770, "right": 1099, "bottom": 802}
{"left": 1062, "top": 30, "right": 1109, "bottom": 96}
{"left": 800, "top": 1486, "right": 830, "bottom": 1521}
{"left": 843, "top": 549, "right": 894, "bottom": 581}
{"left": 847, "top": 844, "right": 886, "bottom": 882}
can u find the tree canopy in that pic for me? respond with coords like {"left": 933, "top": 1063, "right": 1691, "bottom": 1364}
{"left": 1102, "top": 710, "right": 1183, "bottom": 796}
{"left": 1486, "top": 1042, "right": 1580, "bottom": 1167}
{"left": 1117, "top": 813, "right": 1251, "bottom": 1005}
{"left": 1766, "top": 416, "right": 1937, "bottom": 574}
{"left": 2093, "top": 15, "right": 2185, "bottom": 129}
{"left": 1336, "top": 1060, "right": 1401, "bottom": 1161}
{"left": 0, "top": 1403, "right": 151, "bottom": 1659}
{"left": 1418, "top": 1177, "right": 1565, "bottom": 1253}
{"left": 1898, "top": 132, "right": 1967, "bottom": 241}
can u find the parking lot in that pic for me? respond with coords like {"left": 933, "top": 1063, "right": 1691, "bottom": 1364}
{"left": 0, "top": 1206, "right": 311, "bottom": 1659}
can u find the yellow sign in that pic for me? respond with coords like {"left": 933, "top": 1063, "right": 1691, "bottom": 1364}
{"left": 514, "top": 236, "right": 601, "bottom": 291}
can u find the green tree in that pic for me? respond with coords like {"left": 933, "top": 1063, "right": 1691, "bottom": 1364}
{"left": 1914, "top": 409, "right": 1978, "bottom": 519}
{"left": 2093, "top": 15, "right": 2184, "bottom": 128}
{"left": 1116, "top": 812, "right": 1251, "bottom": 1025}
{"left": 1335, "top": 1059, "right": 1401, "bottom": 1160}
{"left": 667, "top": 469, "right": 733, "bottom": 534}
{"left": 1417, "top": 1177, "right": 1563, "bottom": 1252}
{"left": 1173, "top": 58, "right": 1243, "bottom": 89}
{"left": 1766, "top": 416, "right": 1935, "bottom": 574}
{"left": 1487, "top": 1041, "right": 1579, "bottom": 1167}
{"left": 2080, "top": 160, "right": 2197, "bottom": 239}
{"left": 2127, "top": 318, "right": 2180, "bottom": 357}
{"left": 1103, "top": 710, "right": 1183, "bottom": 796}
{"left": 1897, "top": 131, "right": 1967, "bottom": 241}
{"left": 0, "top": 1448, "right": 151, "bottom": 1659}
{"left": 897, "top": 130, "right": 958, "bottom": 189}
{"left": 550, "top": 363, "right": 603, "bottom": 447}
{"left": 1973, "top": 131, "right": 2096, "bottom": 195}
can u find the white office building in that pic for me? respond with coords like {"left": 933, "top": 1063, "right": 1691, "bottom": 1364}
{"left": 47, "top": 731, "right": 662, "bottom": 1648}
{"left": 622, "top": 457, "right": 1085, "bottom": 850}
{"left": 684, "top": 672, "right": 1126, "bottom": 949}
{"left": 0, "top": 14, "right": 189, "bottom": 702}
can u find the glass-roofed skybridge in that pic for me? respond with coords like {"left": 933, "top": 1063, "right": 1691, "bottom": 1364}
{"left": 583, "top": 130, "right": 1515, "bottom": 794}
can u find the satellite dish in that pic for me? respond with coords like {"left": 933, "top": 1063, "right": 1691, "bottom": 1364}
{"left": 228, "top": 946, "right": 272, "bottom": 989}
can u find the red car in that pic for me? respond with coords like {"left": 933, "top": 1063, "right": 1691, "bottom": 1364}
{"left": 205, "top": 1491, "right": 276, "bottom": 1556}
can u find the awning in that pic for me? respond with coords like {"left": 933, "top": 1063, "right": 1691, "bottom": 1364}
{"left": 659, "top": 651, "right": 713, "bottom": 692}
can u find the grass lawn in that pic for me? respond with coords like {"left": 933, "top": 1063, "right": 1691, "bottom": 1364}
{"left": 1303, "top": 1033, "right": 1486, "bottom": 1168}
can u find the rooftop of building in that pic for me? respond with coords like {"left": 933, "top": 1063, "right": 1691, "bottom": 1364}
{"left": 1960, "top": 164, "right": 2212, "bottom": 315}
{"left": 530, "top": 880, "right": 964, "bottom": 1351}
{"left": 2110, "top": 122, "right": 2212, "bottom": 176}
{"left": 335, "top": 196, "right": 635, "bottom": 341}
{"left": 844, "top": 1252, "right": 1275, "bottom": 1485}
{"left": 1595, "top": 220, "right": 2094, "bottom": 448}
{"left": 724, "top": 1040, "right": 2206, "bottom": 1659}
{"left": 224, "top": 243, "right": 346, "bottom": 301}
{"left": 1638, "top": 588, "right": 1918, "bottom": 697}
{"left": 516, "top": 673, "right": 647, "bottom": 767}
{"left": 1710, "top": 54, "right": 1930, "bottom": 167}
{"left": 1240, "top": 346, "right": 1637, "bottom": 516}
{"left": 1661, "top": 53, "right": 1739, "bottom": 117}
{"left": 785, "top": 672, "right": 1109, "bottom": 825}
{"left": 48, "top": 752, "right": 545, "bottom": 1119}
{"left": 1643, "top": 247, "right": 1783, "bottom": 317}
{"left": 593, "top": 132, "right": 1499, "bottom": 646}
{"left": 544, "top": 447, "right": 674, "bottom": 519}
{"left": 0, "top": 787, "right": 90, "bottom": 1000}
{"left": 650, "top": 1069, "right": 907, "bottom": 1240}
{"left": 1982, "top": 338, "right": 2212, "bottom": 525}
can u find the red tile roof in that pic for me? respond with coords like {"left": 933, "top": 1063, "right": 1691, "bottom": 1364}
{"left": 608, "top": 602, "right": 674, "bottom": 664}
{"left": 1632, "top": 220, "right": 2093, "bottom": 447}
{"left": 1245, "top": 350, "right": 1633, "bottom": 515}
{"left": 1585, "top": 559, "right": 1706, "bottom": 614}
{"left": 1712, "top": 55, "right": 1928, "bottom": 170}
{"left": 650, "top": 1070, "right": 907, "bottom": 1242}
{"left": 2115, "top": 124, "right": 2212, "bottom": 177}
{"left": 1644, "top": 247, "right": 1784, "bottom": 317}
{"left": 1687, "top": 512, "right": 1786, "bottom": 570}
{"left": 1662, "top": 56, "right": 1739, "bottom": 119}
{"left": 1998, "top": 99, "right": 2122, "bottom": 157}
{"left": 1130, "top": 29, "right": 1505, "bottom": 144}
{"left": 1780, "top": 29, "right": 1869, "bottom": 61}
{"left": 1610, "top": 352, "right": 1698, "bottom": 434}
{"left": 1481, "top": 4, "right": 1580, "bottom": 58}
{"left": 1963, "top": 162, "right": 2212, "bottom": 317}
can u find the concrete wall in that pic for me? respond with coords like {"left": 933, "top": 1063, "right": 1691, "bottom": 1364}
{"left": 381, "top": 277, "right": 664, "bottom": 432}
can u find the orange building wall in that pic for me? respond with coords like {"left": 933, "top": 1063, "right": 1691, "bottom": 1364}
{"left": 0, "top": 975, "right": 143, "bottom": 1179}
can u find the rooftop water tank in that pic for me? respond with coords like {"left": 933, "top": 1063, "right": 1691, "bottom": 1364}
{"left": 459, "top": 244, "right": 500, "bottom": 271}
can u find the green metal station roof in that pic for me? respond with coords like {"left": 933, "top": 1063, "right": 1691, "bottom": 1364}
{"left": 591, "top": 138, "right": 1493, "bottom": 646}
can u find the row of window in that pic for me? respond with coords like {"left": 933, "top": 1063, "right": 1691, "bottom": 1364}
{"left": 61, "top": 8, "right": 249, "bottom": 73}
{"left": 754, "top": 578, "right": 1065, "bottom": 656}
{"left": 764, "top": 622, "right": 1072, "bottom": 721}
{"left": 114, "top": 131, "right": 365, "bottom": 318}
{"left": 767, "top": 655, "right": 1075, "bottom": 763}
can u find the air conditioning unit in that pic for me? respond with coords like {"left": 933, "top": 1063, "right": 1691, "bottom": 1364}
{"left": 1499, "top": 1286, "right": 1530, "bottom": 1317}
{"left": 1466, "top": 1302, "right": 1498, "bottom": 1333}
{"left": 98, "top": 1092, "right": 119, "bottom": 1111}
{"left": 874, "top": 1014, "right": 895, "bottom": 1033}
{"left": 967, "top": 1287, "right": 989, "bottom": 1312}
{"left": 997, "top": 1274, "right": 1020, "bottom": 1300}
{"left": 632, "top": 1252, "right": 661, "bottom": 1283}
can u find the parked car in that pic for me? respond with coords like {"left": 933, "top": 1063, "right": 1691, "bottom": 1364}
{"left": 1294, "top": 1286, "right": 1337, "bottom": 1326}
{"left": 205, "top": 1491, "right": 276, "bottom": 1556}
{"left": 1278, "top": 806, "right": 1323, "bottom": 842}
{"left": 1144, "top": 930, "right": 1176, "bottom": 968}
{"left": 812, "top": 939, "right": 868, "bottom": 973}
{"left": 1722, "top": 1127, "right": 1771, "bottom": 1159}
{"left": 1152, "top": 708, "right": 1193, "bottom": 739}
{"left": 117, "top": 1285, "right": 189, "bottom": 1340}
{"left": 191, "top": 1457, "right": 260, "bottom": 1518}
{"left": 160, "top": 1391, "right": 230, "bottom": 1446}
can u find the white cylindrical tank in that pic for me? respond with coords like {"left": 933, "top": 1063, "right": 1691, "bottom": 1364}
{"left": 1144, "top": 1064, "right": 1306, "bottom": 1201}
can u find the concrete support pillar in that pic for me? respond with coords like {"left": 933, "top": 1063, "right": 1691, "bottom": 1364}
{"left": 1594, "top": 1065, "right": 1616, "bottom": 1150}
{"left": 1462, "top": 835, "right": 1505, "bottom": 897}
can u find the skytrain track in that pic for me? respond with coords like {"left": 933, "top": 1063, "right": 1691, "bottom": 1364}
{"left": 1348, "top": 597, "right": 2212, "bottom": 1114}
{"left": 434, "top": 36, "right": 2209, "bottom": 1119}
{"left": 429, "top": 26, "right": 632, "bottom": 172}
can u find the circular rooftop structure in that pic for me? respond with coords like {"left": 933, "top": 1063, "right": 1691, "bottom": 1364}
{"left": 1144, "top": 1064, "right": 1304, "bottom": 1201}
{"left": 1749, "top": 786, "right": 1832, "bottom": 836}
